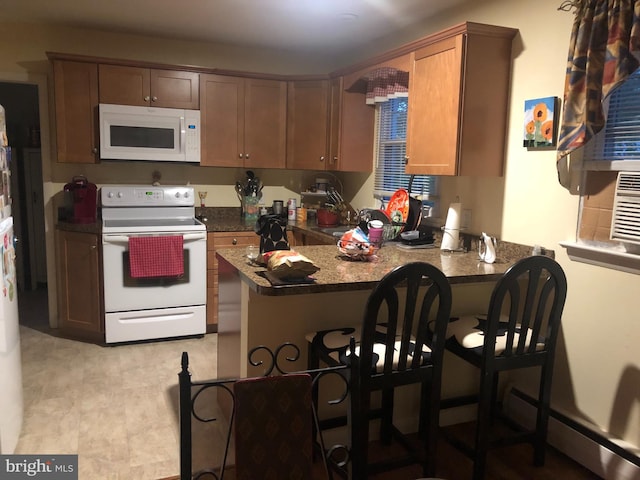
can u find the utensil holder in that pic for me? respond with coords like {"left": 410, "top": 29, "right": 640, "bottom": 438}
{"left": 243, "top": 195, "right": 259, "bottom": 223}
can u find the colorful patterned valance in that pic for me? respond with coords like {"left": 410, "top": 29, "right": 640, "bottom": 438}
{"left": 556, "top": 0, "right": 640, "bottom": 188}
{"left": 365, "top": 67, "right": 409, "bottom": 105}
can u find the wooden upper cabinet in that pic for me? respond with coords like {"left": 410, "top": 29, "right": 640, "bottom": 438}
{"left": 150, "top": 69, "right": 199, "bottom": 109}
{"left": 330, "top": 74, "right": 375, "bottom": 172}
{"left": 200, "top": 74, "right": 243, "bottom": 167}
{"left": 405, "top": 24, "right": 517, "bottom": 176}
{"left": 286, "top": 80, "right": 331, "bottom": 170}
{"left": 98, "top": 64, "right": 199, "bottom": 109}
{"left": 328, "top": 77, "right": 342, "bottom": 170}
{"left": 200, "top": 73, "right": 286, "bottom": 168}
{"left": 286, "top": 76, "right": 374, "bottom": 173}
{"left": 52, "top": 60, "right": 99, "bottom": 163}
{"left": 245, "top": 78, "right": 287, "bottom": 168}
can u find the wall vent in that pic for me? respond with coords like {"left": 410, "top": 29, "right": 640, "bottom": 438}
{"left": 611, "top": 172, "right": 640, "bottom": 245}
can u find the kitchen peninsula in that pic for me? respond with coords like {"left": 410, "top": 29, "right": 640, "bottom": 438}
{"left": 216, "top": 240, "right": 545, "bottom": 387}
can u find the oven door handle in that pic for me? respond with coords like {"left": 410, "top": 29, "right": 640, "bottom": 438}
{"left": 102, "top": 232, "right": 207, "bottom": 244}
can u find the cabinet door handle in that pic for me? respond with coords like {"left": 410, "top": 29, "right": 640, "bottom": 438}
{"left": 404, "top": 155, "right": 409, "bottom": 165}
{"left": 232, "top": 238, "right": 238, "bottom": 245}
{"left": 320, "top": 156, "right": 325, "bottom": 162}
{"left": 245, "top": 153, "right": 250, "bottom": 159}
{"left": 152, "top": 96, "right": 158, "bottom": 102}
{"left": 144, "top": 96, "right": 150, "bottom": 102}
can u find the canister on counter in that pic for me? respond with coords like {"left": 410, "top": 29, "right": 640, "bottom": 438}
{"left": 296, "top": 206, "right": 307, "bottom": 223}
{"left": 287, "top": 198, "right": 297, "bottom": 221}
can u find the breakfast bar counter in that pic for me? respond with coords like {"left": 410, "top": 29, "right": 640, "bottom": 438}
{"left": 216, "top": 242, "right": 532, "bottom": 296}
{"left": 216, "top": 242, "right": 542, "bottom": 376}
{"left": 215, "top": 241, "right": 548, "bottom": 428}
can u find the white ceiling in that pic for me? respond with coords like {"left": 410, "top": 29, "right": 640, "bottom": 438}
{"left": 0, "top": 0, "right": 472, "bottom": 54}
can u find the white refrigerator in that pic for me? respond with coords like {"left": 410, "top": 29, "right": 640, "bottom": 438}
{"left": 0, "top": 105, "right": 22, "bottom": 454}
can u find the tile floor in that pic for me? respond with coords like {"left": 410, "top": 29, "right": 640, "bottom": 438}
{"left": 14, "top": 288, "right": 218, "bottom": 480}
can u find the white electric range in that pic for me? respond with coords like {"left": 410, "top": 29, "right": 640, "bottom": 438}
{"left": 101, "top": 185, "right": 207, "bottom": 343}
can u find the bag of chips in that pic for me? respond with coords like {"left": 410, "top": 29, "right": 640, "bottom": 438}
{"left": 263, "top": 250, "right": 320, "bottom": 279}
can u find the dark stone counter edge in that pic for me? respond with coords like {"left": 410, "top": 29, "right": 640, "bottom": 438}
{"left": 236, "top": 271, "right": 506, "bottom": 297}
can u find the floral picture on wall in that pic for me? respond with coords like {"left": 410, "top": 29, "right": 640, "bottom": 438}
{"left": 523, "top": 96, "right": 559, "bottom": 148}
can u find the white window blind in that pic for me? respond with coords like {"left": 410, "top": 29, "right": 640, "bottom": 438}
{"left": 374, "top": 98, "right": 437, "bottom": 199}
{"left": 584, "top": 68, "right": 640, "bottom": 163}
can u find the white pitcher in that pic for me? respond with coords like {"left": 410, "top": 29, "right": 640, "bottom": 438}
{"left": 479, "top": 232, "right": 497, "bottom": 264}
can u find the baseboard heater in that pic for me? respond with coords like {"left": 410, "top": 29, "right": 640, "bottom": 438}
{"left": 504, "top": 388, "right": 640, "bottom": 480}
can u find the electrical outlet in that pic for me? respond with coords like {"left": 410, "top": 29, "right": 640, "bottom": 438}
{"left": 462, "top": 209, "right": 472, "bottom": 230}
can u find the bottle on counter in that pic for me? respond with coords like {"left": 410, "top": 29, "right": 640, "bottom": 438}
{"left": 287, "top": 198, "right": 297, "bottom": 221}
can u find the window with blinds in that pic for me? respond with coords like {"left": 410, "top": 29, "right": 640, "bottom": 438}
{"left": 374, "top": 98, "right": 437, "bottom": 200}
{"left": 584, "top": 69, "right": 640, "bottom": 169}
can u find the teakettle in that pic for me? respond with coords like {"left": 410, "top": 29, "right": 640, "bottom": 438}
{"left": 479, "top": 232, "right": 497, "bottom": 264}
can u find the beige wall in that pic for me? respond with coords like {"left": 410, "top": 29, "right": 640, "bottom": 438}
{"left": 394, "top": 0, "right": 640, "bottom": 460}
{"left": 1, "top": 0, "right": 639, "bottom": 462}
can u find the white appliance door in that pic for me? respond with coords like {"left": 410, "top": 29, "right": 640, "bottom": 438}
{"left": 99, "top": 104, "right": 200, "bottom": 162}
{"left": 105, "top": 305, "right": 205, "bottom": 344}
{"left": 102, "top": 231, "right": 206, "bottom": 312}
{"left": 0, "top": 216, "right": 23, "bottom": 453}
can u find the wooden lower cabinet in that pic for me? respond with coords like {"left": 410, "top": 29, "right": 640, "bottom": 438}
{"left": 56, "top": 229, "right": 104, "bottom": 341}
{"left": 206, "top": 229, "right": 300, "bottom": 331}
{"left": 207, "top": 232, "right": 258, "bottom": 332}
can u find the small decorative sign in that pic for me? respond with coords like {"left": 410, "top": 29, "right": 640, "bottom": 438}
{"left": 523, "top": 96, "right": 559, "bottom": 149}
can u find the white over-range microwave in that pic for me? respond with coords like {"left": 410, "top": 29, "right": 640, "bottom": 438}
{"left": 99, "top": 103, "right": 201, "bottom": 163}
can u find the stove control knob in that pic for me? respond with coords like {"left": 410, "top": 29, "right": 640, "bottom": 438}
{"left": 175, "top": 192, "right": 181, "bottom": 198}
{"left": 184, "top": 190, "right": 190, "bottom": 198}
{"left": 107, "top": 192, "right": 114, "bottom": 198}
{"left": 117, "top": 192, "right": 124, "bottom": 198}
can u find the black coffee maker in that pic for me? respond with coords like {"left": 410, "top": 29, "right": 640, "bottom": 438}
{"left": 63, "top": 176, "right": 97, "bottom": 223}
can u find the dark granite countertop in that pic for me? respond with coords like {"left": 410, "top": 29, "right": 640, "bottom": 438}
{"left": 57, "top": 208, "right": 551, "bottom": 275}
{"left": 197, "top": 207, "right": 256, "bottom": 232}
{"left": 216, "top": 241, "right": 545, "bottom": 297}
{"left": 197, "top": 207, "right": 340, "bottom": 242}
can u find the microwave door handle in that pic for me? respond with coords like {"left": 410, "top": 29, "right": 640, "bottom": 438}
{"left": 180, "top": 115, "right": 186, "bottom": 152}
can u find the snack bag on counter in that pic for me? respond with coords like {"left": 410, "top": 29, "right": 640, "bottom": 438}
{"left": 263, "top": 250, "right": 320, "bottom": 279}
{"left": 337, "top": 227, "right": 377, "bottom": 259}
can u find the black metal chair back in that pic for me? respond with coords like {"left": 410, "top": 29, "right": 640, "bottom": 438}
{"left": 179, "top": 346, "right": 345, "bottom": 480}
